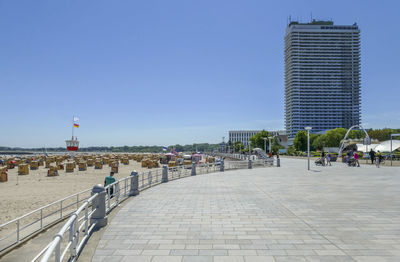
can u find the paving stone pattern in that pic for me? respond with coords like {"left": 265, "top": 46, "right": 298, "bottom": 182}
{"left": 93, "top": 158, "right": 400, "bottom": 262}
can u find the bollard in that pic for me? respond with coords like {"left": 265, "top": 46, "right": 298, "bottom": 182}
{"left": 191, "top": 162, "right": 196, "bottom": 176}
{"left": 277, "top": 158, "right": 280, "bottom": 167}
{"left": 162, "top": 165, "right": 168, "bottom": 183}
{"left": 248, "top": 159, "right": 252, "bottom": 169}
{"left": 91, "top": 184, "right": 108, "bottom": 228}
{"left": 220, "top": 159, "right": 224, "bottom": 172}
{"left": 129, "top": 171, "right": 139, "bottom": 196}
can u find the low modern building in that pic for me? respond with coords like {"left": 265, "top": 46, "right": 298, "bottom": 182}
{"left": 229, "top": 130, "right": 288, "bottom": 148}
{"left": 229, "top": 130, "right": 260, "bottom": 148}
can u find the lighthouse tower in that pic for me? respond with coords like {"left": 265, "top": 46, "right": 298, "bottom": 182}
{"left": 66, "top": 116, "right": 80, "bottom": 158}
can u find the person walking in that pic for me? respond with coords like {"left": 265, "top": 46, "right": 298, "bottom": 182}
{"left": 377, "top": 150, "right": 382, "bottom": 168}
{"left": 321, "top": 151, "right": 326, "bottom": 166}
{"left": 354, "top": 152, "right": 360, "bottom": 167}
{"left": 326, "top": 153, "right": 331, "bottom": 166}
{"left": 104, "top": 171, "right": 116, "bottom": 198}
{"left": 346, "top": 150, "right": 352, "bottom": 164}
{"left": 369, "top": 149, "right": 376, "bottom": 164}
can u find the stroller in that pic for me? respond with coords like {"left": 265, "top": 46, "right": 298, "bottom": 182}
{"left": 347, "top": 157, "right": 357, "bottom": 167}
{"left": 315, "top": 158, "right": 325, "bottom": 166}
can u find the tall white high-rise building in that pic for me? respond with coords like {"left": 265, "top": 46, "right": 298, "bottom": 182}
{"left": 284, "top": 20, "right": 361, "bottom": 138}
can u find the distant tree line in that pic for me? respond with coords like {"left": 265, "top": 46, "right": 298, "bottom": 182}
{"left": 291, "top": 128, "right": 400, "bottom": 152}
{"left": 0, "top": 143, "right": 221, "bottom": 153}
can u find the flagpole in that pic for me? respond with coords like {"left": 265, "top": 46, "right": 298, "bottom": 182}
{"left": 72, "top": 115, "right": 74, "bottom": 139}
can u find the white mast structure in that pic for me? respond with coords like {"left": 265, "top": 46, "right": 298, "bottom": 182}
{"left": 65, "top": 116, "right": 79, "bottom": 158}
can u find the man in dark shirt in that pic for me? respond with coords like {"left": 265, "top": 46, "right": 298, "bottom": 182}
{"left": 369, "top": 149, "right": 376, "bottom": 164}
{"left": 104, "top": 172, "right": 116, "bottom": 198}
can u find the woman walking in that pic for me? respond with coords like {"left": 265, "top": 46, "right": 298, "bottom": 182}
{"left": 326, "top": 153, "right": 332, "bottom": 166}
{"left": 354, "top": 152, "right": 360, "bottom": 167}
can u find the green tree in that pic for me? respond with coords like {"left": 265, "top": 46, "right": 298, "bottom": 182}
{"left": 271, "top": 139, "right": 284, "bottom": 154}
{"left": 309, "top": 134, "right": 322, "bottom": 151}
{"left": 233, "top": 141, "right": 245, "bottom": 152}
{"left": 368, "top": 128, "right": 400, "bottom": 141}
{"left": 324, "top": 128, "right": 347, "bottom": 147}
{"left": 311, "top": 134, "right": 325, "bottom": 150}
{"left": 348, "top": 130, "right": 364, "bottom": 139}
{"left": 293, "top": 130, "right": 308, "bottom": 151}
{"left": 249, "top": 130, "right": 270, "bottom": 150}
{"left": 286, "top": 146, "right": 296, "bottom": 155}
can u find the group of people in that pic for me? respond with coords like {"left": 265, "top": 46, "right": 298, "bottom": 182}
{"left": 344, "top": 150, "right": 360, "bottom": 167}
{"left": 344, "top": 149, "right": 383, "bottom": 167}
{"left": 317, "top": 148, "right": 385, "bottom": 168}
{"left": 319, "top": 151, "right": 332, "bottom": 166}
{"left": 369, "top": 149, "right": 383, "bottom": 165}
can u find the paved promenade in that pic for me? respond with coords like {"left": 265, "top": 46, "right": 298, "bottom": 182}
{"left": 92, "top": 158, "right": 400, "bottom": 262}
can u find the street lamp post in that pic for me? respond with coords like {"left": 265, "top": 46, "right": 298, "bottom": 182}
{"left": 268, "top": 137, "right": 273, "bottom": 154}
{"left": 248, "top": 141, "right": 251, "bottom": 159}
{"left": 263, "top": 137, "right": 267, "bottom": 154}
{"left": 391, "top": 134, "right": 400, "bottom": 166}
{"left": 305, "top": 127, "right": 312, "bottom": 170}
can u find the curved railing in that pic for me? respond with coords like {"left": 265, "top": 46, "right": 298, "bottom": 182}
{"left": 0, "top": 189, "right": 93, "bottom": 253}
{"left": 2, "top": 159, "right": 276, "bottom": 262}
{"left": 34, "top": 193, "right": 99, "bottom": 262}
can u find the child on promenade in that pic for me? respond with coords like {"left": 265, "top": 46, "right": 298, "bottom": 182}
{"left": 326, "top": 153, "right": 331, "bottom": 166}
{"left": 354, "top": 152, "right": 360, "bottom": 167}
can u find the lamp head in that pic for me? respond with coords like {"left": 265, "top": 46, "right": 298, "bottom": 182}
{"left": 305, "top": 126, "right": 312, "bottom": 131}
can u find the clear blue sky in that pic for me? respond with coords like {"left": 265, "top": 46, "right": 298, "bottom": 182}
{"left": 1, "top": 0, "right": 399, "bottom": 147}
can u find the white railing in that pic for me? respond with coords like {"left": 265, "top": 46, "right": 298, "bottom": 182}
{"left": 34, "top": 193, "right": 99, "bottom": 262}
{"left": 18, "top": 159, "right": 276, "bottom": 262}
{"left": 0, "top": 188, "right": 92, "bottom": 253}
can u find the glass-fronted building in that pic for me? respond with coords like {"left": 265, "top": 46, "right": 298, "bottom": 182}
{"left": 284, "top": 20, "right": 361, "bottom": 138}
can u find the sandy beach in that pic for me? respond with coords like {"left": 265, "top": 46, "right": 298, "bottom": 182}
{"left": 0, "top": 157, "right": 154, "bottom": 225}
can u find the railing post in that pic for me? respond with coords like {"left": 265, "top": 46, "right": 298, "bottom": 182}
{"left": 115, "top": 182, "right": 120, "bottom": 205}
{"left": 248, "top": 159, "right": 252, "bottom": 169}
{"left": 55, "top": 240, "right": 61, "bottom": 262}
{"left": 69, "top": 217, "right": 76, "bottom": 257}
{"left": 91, "top": 185, "right": 108, "bottom": 228}
{"left": 40, "top": 209, "right": 43, "bottom": 229}
{"left": 191, "top": 162, "right": 196, "bottom": 176}
{"left": 124, "top": 179, "right": 127, "bottom": 197}
{"left": 84, "top": 205, "right": 89, "bottom": 236}
{"left": 162, "top": 165, "right": 168, "bottom": 183}
{"left": 129, "top": 171, "right": 139, "bottom": 196}
{"left": 220, "top": 159, "right": 224, "bottom": 172}
{"left": 74, "top": 218, "right": 79, "bottom": 257}
{"left": 149, "top": 171, "right": 152, "bottom": 186}
{"left": 16, "top": 220, "right": 20, "bottom": 243}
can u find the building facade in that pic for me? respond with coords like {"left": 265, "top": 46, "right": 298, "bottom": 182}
{"left": 229, "top": 130, "right": 260, "bottom": 148}
{"left": 229, "top": 130, "right": 287, "bottom": 148}
{"left": 284, "top": 20, "right": 361, "bottom": 138}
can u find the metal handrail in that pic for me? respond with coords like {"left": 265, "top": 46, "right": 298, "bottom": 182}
{"left": 38, "top": 193, "right": 98, "bottom": 262}
{"left": 28, "top": 158, "right": 276, "bottom": 262}
{"left": 0, "top": 188, "right": 92, "bottom": 253}
{"left": 0, "top": 188, "right": 91, "bottom": 228}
